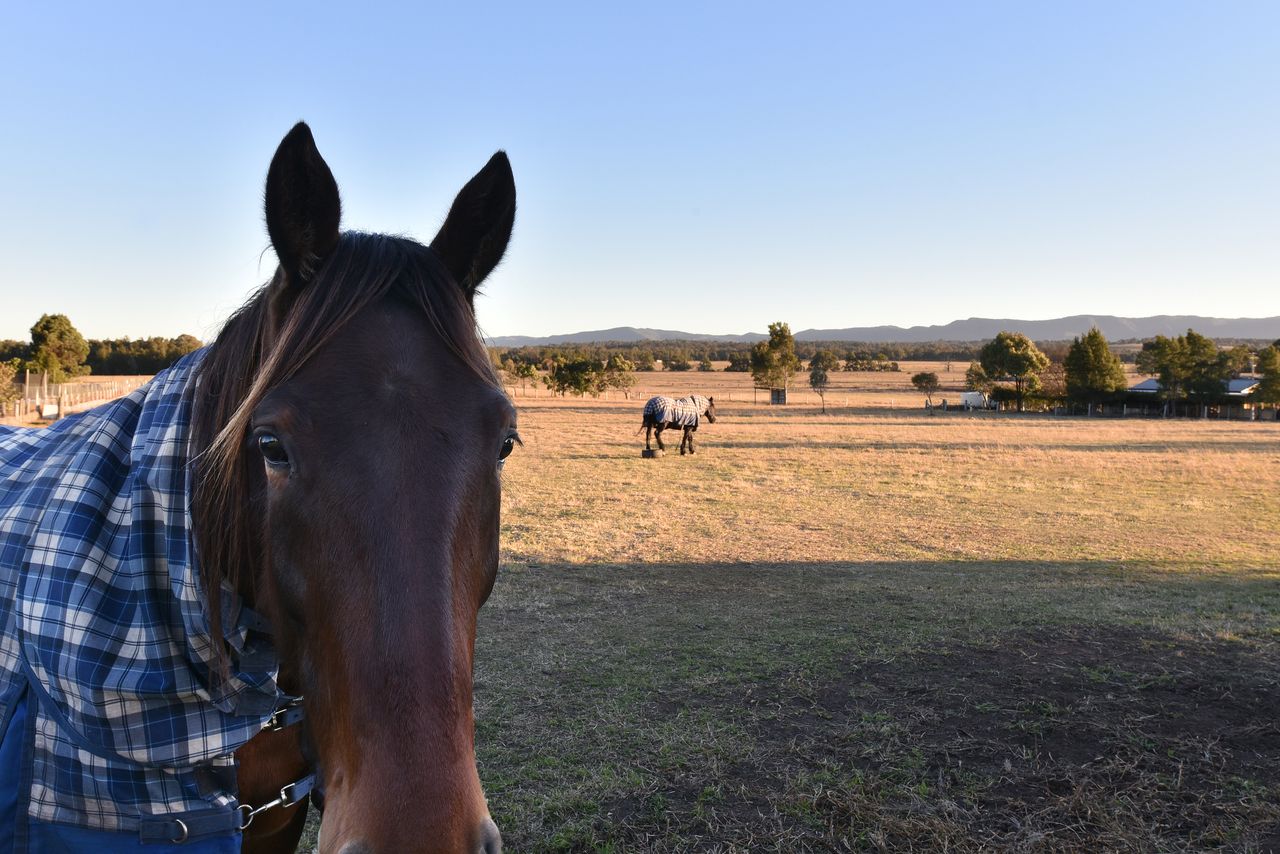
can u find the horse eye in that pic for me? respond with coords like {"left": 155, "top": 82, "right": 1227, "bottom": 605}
{"left": 257, "top": 433, "right": 290, "bottom": 467}
{"left": 498, "top": 436, "right": 516, "bottom": 462}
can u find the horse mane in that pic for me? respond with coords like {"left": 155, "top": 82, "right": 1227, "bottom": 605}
{"left": 191, "top": 232, "right": 498, "bottom": 667}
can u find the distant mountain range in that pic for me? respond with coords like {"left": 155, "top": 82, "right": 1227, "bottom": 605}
{"left": 486, "top": 326, "right": 764, "bottom": 346}
{"left": 485, "top": 315, "right": 1280, "bottom": 347}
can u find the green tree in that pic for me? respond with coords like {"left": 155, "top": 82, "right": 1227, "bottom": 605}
{"left": 1223, "top": 345, "right": 1253, "bottom": 376}
{"left": 542, "top": 355, "right": 635, "bottom": 398}
{"left": 750, "top": 322, "right": 801, "bottom": 390}
{"left": 1183, "top": 330, "right": 1229, "bottom": 406}
{"left": 978, "top": 332, "right": 1049, "bottom": 412}
{"left": 809, "top": 350, "right": 841, "bottom": 414}
{"left": 808, "top": 350, "right": 842, "bottom": 373}
{"left": 964, "top": 361, "right": 992, "bottom": 393}
{"left": 512, "top": 361, "right": 537, "bottom": 390}
{"left": 0, "top": 340, "right": 30, "bottom": 363}
{"left": 725, "top": 351, "right": 750, "bottom": 372}
{"left": 602, "top": 354, "right": 636, "bottom": 397}
{"left": 1134, "top": 329, "right": 1230, "bottom": 416}
{"left": 1136, "top": 335, "right": 1189, "bottom": 415}
{"left": 499, "top": 357, "right": 538, "bottom": 392}
{"left": 1255, "top": 346, "right": 1280, "bottom": 414}
{"left": 0, "top": 361, "right": 19, "bottom": 408}
{"left": 544, "top": 358, "right": 598, "bottom": 396}
{"left": 172, "top": 334, "right": 203, "bottom": 358}
{"left": 666, "top": 352, "right": 692, "bottom": 371}
{"left": 1064, "top": 327, "right": 1127, "bottom": 409}
{"left": 697, "top": 354, "right": 714, "bottom": 372}
{"left": 911, "top": 371, "right": 940, "bottom": 408}
{"left": 28, "top": 314, "right": 90, "bottom": 383}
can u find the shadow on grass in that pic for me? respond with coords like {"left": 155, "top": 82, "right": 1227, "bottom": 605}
{"left": 466, "top": 560, "right": 1280, "bottom": 853}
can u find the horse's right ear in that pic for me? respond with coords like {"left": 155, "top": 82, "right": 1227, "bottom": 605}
{"left": 265, "top": 122, "right": 342, "bottom": 289}
{"left": 430, "top": 152, "right": 516, "bottom": 304}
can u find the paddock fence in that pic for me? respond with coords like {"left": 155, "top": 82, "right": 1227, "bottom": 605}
{"left": 1, "top": 377, "right": 151, "bottom": 426}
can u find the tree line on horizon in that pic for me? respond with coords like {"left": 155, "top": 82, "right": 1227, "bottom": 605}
{"left": 488, "top": 333, "right": 1277, "bottom": 376}
{"left": 492, "top": 340, "right": 905, "bottom": 376}
{"left": 0, "top": 315, "right": 202, "bottom": 403}
{"left": 491, "top": 319, "right": 1280, "bottom": 413}
{"left": 3, "top": 313, "right": 1277, "bottom": 415}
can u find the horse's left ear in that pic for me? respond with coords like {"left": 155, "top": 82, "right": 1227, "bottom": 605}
{"left": 431, "top": 152, "right": 516, "bottom": 304}
{"left": 265, "top": 123, "right": 342, "bottom": 292}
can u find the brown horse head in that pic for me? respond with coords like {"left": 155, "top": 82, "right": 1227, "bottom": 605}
{"left": 194, "top": 123, "right": 515, "bottom": 853}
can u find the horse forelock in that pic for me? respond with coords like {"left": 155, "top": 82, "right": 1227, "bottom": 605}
{"left": 191, "top": 231, "right": 496, "bottom": 672}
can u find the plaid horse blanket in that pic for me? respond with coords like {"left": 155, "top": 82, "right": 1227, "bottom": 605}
{"left": 643, "top": 395, "right": 710, "bottom": 429}
{"left": 0, "top": 349, "right": 284, "bottom": 851}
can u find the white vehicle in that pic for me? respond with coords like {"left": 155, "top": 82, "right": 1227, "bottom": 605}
{"left": 959, "top": 391, "right": 991, "bottom": 410}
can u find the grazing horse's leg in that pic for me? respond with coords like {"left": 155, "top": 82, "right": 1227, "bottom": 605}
{"left": 679, "top": 426, "right": 688, "bottom": 455}
{"left": 645, "top": 421, "right": 652, "bottom": 451}
{"left": 655, "top": 424, "right": 666, "bottom": 451}
{"left": 688, "top": 428, "right": 696, "bottom": 455}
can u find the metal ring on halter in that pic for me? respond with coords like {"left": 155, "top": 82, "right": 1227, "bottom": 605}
{"left": 170, "top": 818, "right": 189, "bottom": 844}
{"left": 238, "top": 804, "right": 255, "bottom": 831}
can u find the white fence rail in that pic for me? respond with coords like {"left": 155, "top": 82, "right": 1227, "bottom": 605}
{"left": 1, "top": 378, "right": 150, "bottom": 424}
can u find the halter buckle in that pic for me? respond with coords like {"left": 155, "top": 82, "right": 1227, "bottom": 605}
{"left": 278, "top": 781, "right": 303, "bottom": 807}
{"left": 265, "top": 697, "right": 305, "bottom": 732}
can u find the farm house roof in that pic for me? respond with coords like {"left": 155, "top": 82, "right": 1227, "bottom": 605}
{"left": 1227, "top": 378, "right": 1261, "bottom": 396}
{"left": 1127, "top": 377, "right": 1260, "bottom": 396}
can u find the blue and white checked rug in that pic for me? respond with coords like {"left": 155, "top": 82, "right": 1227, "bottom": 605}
{"left": 643, "top": 395, "right": 710, "bottom": 428}
{"left": 0, "top": 350, "right": 284, "bottom": 850}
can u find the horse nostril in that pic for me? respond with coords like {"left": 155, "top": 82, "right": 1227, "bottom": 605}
{"left": 477, "top": 817, "right": 503, "bottom": 853}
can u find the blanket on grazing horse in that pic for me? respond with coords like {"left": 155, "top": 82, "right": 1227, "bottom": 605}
{"left": 0, "top": 349, "right": 285, "bottom": 850}
{"left": 644, "top": 395, "right": 710, "bottom": 429}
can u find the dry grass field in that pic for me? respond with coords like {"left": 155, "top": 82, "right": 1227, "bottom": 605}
{"left": 498, "top": 365, "right": 1277, "bottom": 569}
{"left": 450, "top": 366, "right": 1280, "bottom": 853}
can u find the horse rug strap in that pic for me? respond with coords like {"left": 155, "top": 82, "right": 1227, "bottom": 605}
{"left": 0, "top": 349, "right": 292, "bottom": 849}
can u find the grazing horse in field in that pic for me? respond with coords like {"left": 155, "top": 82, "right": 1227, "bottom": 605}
{"left": 0, "top": 123, "right": 516, "bottom": 853}
{"left": 642, "top": 395, "right": 716, "bottom": 455}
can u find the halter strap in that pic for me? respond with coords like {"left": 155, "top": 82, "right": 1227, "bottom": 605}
{"left": 232, "top": 694, "right": 319, "bottom": 829}
{"left": 238, "top": 772, "right": 319, "bottom": 830}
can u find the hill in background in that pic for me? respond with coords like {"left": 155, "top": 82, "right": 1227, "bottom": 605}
{"left": 485, "top": 315, "right": 1280, "bottom": 347}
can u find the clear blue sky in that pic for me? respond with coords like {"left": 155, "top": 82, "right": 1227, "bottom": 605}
{"left": 2, "top": 2, "right": 1277, "bottom": 342}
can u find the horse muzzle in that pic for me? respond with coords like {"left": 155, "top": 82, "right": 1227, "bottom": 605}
{"left": 334, "top": 817, "right": 501, "bottom": 854}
